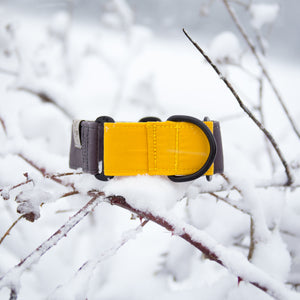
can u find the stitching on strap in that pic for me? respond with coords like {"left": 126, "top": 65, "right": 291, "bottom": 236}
{"left": 153, "top": 123, "right": 157, "bottom": 172}
{"left": 175, "top": 123, "right": 179, "bottom": 172}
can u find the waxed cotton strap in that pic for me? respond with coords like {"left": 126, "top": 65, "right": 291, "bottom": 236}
{"left": 69, "top": 119, "right": 224, "bottom": 178}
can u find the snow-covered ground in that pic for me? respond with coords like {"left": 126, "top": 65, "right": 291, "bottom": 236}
{"left": 0, "top": 3, "right": 300, "bottom": 299}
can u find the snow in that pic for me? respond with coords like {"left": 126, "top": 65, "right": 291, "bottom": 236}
{"left": 0, "top": 2, "right": 300, "bottom": 299}
{"left": 47, "top": 11, "right": 71, "bottom": 41}
{"left": 209, "top": 31, "right": 242, "bottom": 64}
{"left": 251, "top": 230, "right": 291, "bottom": 282}
{"left": 104, "top": 175, "right": 187, "bottom": 212}
{"left": 15, "top": 187, "right": 55, "bottom": 221}
{"left": 250, "top": 3, "right": 280, "bottom": 30}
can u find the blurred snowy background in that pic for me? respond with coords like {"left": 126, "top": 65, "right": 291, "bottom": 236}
{"left": 0, "top": 0, "right": 300, "bottom": 299}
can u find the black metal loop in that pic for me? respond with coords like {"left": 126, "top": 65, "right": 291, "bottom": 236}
{"left": 167, "top": 115, "right": 217, "bottom": 182}
{"left": 95, "top": 116, "right": 115, "bottom": 181}
{"left": 139, "top": 117, "right": 161, "bottom": 122}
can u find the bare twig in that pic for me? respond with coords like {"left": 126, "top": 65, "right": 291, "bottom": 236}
{"left": 209, "top": 192, "right": 248, "bottom": 214}
{"left": 9, "top": 288, "right": 17, "bottom": 300}
{"left": 60, "top": 190, "right": 80, "bottom": 198}
{"left": 182, "top": 29, "right": 293, "bottom": 186}
{"left": 254, "top": 30, "right": 266, "bottom": 56}
{"left": 17, "top": 153, "right": 73, "bottom": 188}
{"left": 228, "top": 0, "right": 251, "bottom": 9}
{"left": 248, "top": 217, "right": 255, "bottom": 260}
{"left": 222, "top": 0, "right": 300, "bottom": 140}
{"left": 0, "top": 178, "right": 33, "bottom": 198}
{"left": 0, "top": 116, "right": 7, "bottom": 135}
{"left": 257, "top": 76, "right": 276, "bottom": 173}
{"left": 17, "top": 87, "right": 73, "bottom": 120}
{"left": 0, "top": 67, "right": 17, "bottom": 77}
{"left": 221, "top": 174, "right": 242, "bottom": 194}
{"left": 0, "top": 215, "right": 24, "bottom": 246}
{"left": 195, "top": 182, "right": 300, "bottom": 195}
{"left": 51, "top": 172, "right": 83, "bottom": 178}
{"left": 0, "top": 172, "right": 81, "bottom": 199}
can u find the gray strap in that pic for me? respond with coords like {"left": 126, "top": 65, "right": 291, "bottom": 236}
{"left": 213, "top": 121, "right": 224, "bottom": 174}
{"left": 69, "top": 121, "right": 102, "bottom": 174}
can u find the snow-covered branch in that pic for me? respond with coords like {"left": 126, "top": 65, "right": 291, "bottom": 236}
{"left": 106, "top": 194, "right": 297, "bottom": 299}
{"left": 0, "top": 192, "right": 104, "bottom": 296}
{"left": 49, "top": 219, "right": 148, "bottom": 299}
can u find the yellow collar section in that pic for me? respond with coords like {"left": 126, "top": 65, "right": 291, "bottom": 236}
{"left": 103, "top": 121, "right": 214, "bottom": 177}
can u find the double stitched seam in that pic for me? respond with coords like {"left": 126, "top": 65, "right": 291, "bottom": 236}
{"left": 90, "top": 126, "right": 99, "bottom": 174}
{"left": 82, "top": 125, "right": 88, "bottom": 171}
{"left": 83, "top": 124, "right": 99, "bottom": 174}
{"left": 153, "top": 123, "right": 157, "bottom": 172}
{"left": 106, "top": 167, "right": 199, "bottom": 172}
{"left": 175, "top": 123, "right": 179, "bottom": 173}
{"left": 108, "top": 124, "right": 197, "bottom": 129}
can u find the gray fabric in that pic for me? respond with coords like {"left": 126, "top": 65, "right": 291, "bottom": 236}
{"left": 69, "top": 121, "right": 101, "bottom": 174}
{"left": 69, "top": 119, "right": 224, "bottom": 176}
{"left": 213, "top": 121, "right": 224, "bottom": 174}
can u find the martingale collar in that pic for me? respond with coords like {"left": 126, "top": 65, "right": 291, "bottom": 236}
{"left": 69, "top": 115, "right": 224, "bottom": 182}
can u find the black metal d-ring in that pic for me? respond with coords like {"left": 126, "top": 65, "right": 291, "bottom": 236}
{"left": 167, "top": 115, "right": 217, "bottom": 182}
{"left": 95, "top": 116, "right": 115, "bottom": 181}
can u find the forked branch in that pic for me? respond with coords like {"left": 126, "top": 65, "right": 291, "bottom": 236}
{"left": 222, "top": 0, "right": 300, "bottom": 140}
{"left": 182, "top": 29, "right": 293, "bottom": 186}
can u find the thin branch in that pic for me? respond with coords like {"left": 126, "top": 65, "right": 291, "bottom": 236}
{"left": 60, "top": 190, "right": 80, "bottom": 199}
{"left": 9, "top": 288, "right": 17, "bottom": 300}
{"left": 17, "top": 153, "right": 72, "bottom": 188}
{"left": 0, "top": 192, "right": 104, "bottom": 292}
{"left": 248, "top": 217, "right": 255, "bottom": 260}
{"left": 0, "top": 67, "right": 17, "bottom": 77}
{"left": 254, "top": 30, "right": 266, "bottom": 56}
{"left": 0, "top": 177, "right": 33, "bottom": 198}
{"left": 0, "top": 116, "right": 7, "bottom": 135}
{"left": 51, "top": 172, "right": 83, "bottom": 178}
{"left": 182, "top": 29, "right": 293, "bottom": 186}
{"left": 226, "top": 61, "right": 259, "bottom": 80}
{"left": 228, "top": 0, "right": 251, "bottom": 9}
{"left": 0, "top": 172, "right": 81, "bottom": 200}
{"left": 222, "top": 0, "right": 300, "bottom": 140}
{"left": 195, "top": 182, "right": 300, "bottom": 195}
{"left": 209, "top": 192, "right": 248, "bottom": 214}
{"left": 0, "top": 216, "right": 24, "bottom": 246}
{"left": 17, "top": 87, "right": 73, "bottom": 120}
{"left": 257, "top": 76, "right": 276, "bottom": 173}
{"left": 221, "top": 173, "right": 242, "bottom": 194}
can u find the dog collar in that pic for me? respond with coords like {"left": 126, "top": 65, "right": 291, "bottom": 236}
{"left": 69, "top": 115, "right": 224, "bottom": 182}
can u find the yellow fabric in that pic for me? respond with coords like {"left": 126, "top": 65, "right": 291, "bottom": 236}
{"left": 103, "top": 121, "right": 214, "bottom": 176}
